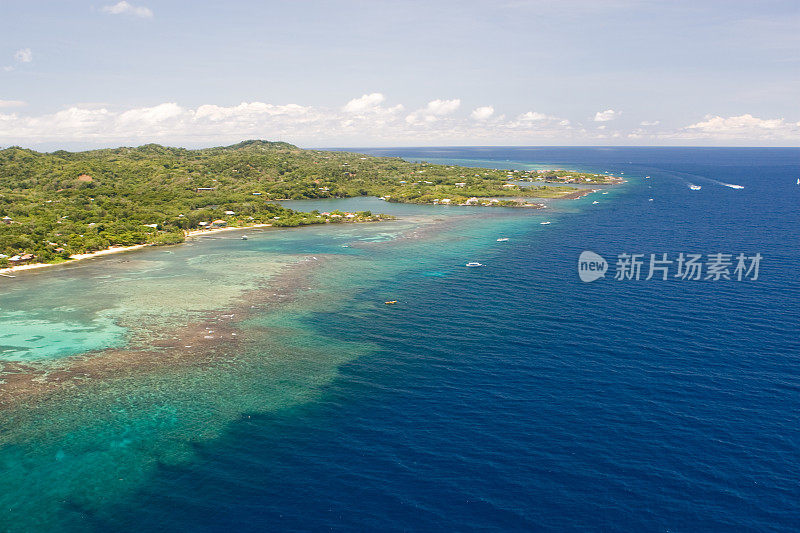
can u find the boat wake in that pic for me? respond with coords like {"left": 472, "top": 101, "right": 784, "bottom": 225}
{"left": 661, "top": 168, "right": 744, "bottom": 191}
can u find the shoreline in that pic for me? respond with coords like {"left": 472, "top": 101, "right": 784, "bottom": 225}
{"left": 0, "top": 224, "right": 273, "bottom": 276}
{"left": 0, "top": 185, "right": 607, "bottom": 277}
{"left": 0, "top": 187, "right": 601, "bottom": 277}
{"left": 184, "top": 223, "right": 272, "bottom": 239}
{"left": 0, "top": 243, "right": 154, "bottom": 276}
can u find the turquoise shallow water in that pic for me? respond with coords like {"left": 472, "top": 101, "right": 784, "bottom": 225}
{"left": 0, "top": 196, "right": 545, "bottom": 531}
{"left": 2, "top": 147, "right": 799, "bottom": 532}
{"left": 0, "top": 312, "right": 125, "bottom": 361}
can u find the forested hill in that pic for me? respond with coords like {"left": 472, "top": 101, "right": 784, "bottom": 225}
{"left": 0, "top": 140, "right": 612, "bottom": 264}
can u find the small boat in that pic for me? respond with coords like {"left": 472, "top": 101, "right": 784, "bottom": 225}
{"left": 496, "top": 237, "right": 509, "bottom": 242}
{"left": 602, "top": 191, "right": 609, "bottom": 195}
{"left": 465, "top": 262, "right": 484, "bottom": 267}
{"left": 645, "top": 175, "right": 651, "bottom": 179}
{"left": 385, "top": 300, "right": 397, "bottom": 305}
{"left": 540, "top": 221, "right": 551, "bottom": 225}
{"left": 592, "top": 201, "right": 599, "bottom": 204}
{"left": 648, "top": 198, "right": 654, "bottom": 202}
{"left": 689, "top": 184, "right": 702, "bottom": 190}
{"left": 241, "top": 235, "right": 248, "bottom": 240}
{"left": 796, "top": 178, "right": 799, "bottom": 185}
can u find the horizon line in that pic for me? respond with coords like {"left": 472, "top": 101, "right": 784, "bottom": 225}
{"left": 3, "top": 142, "right": 800, "bottom": 154}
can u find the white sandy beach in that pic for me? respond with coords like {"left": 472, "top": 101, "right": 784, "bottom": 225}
{"left": 184, "top": 223, "right": 272, "bottom": 238}
{"left": 0, "top": 244, "right": 153, "bottom": 276}
{"left": 0, "top": 224, "right": 274, "bottom": 276}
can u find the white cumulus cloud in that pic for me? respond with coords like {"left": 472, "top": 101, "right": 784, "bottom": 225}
{"left": 118, "top": 103, "right": 184, "bottom": 125}
{"left": 425, "top": 99, "right": 460, "bottom": 115}
{"left": 471, "top": 106, "right": 494, "bottom": 120}
{"left": 0, "top": 99, "right": 26, "bottom": 108}
{"left": 2, "top": 96, "right": 795, "bottom": 147}
{"left": 405, "top": 98, "right": 461, "bottom": 125}
{"left": 509, "top": 111, "right": 567, "bottom": 129}
{"left": 672, "top": 113, "right": 800, "bottom": 142}
{"left": 0, "top": 96, "right": 571, "bottom": 146}
{"left": 13, "top": 48, "right": 33, "bottom": 63}
{"left": 686, "top": 114, "right": 788, "bottom": 133}
{"left": 518, "top": 111, "right": 550, "bottom": 122}
{"left": 195, "top": 102, "right": 312, "bottom": 121}
{"left": 594, "top": 109, "right": 620, "bottom": 122}
{"left": 343, "top": 93, "right": 385, "bottom": 113}
{"left": 640, "top": 120, "right": 660, "bottom": 126}
{"left": 101, "top": 1, "right": 154, "bottom": 18}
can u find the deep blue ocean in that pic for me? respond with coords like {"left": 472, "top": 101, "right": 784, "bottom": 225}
{"left": 95, "top": 148, "right": 799, "bottom": 531}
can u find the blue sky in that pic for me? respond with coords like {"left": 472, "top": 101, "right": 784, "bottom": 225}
{"left": 1, "top": 0, "right": 798, "bottom": 149}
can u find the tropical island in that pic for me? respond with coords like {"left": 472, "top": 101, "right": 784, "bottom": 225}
{"left": 0, "top": 140, "right": 620, "bottom": 269}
